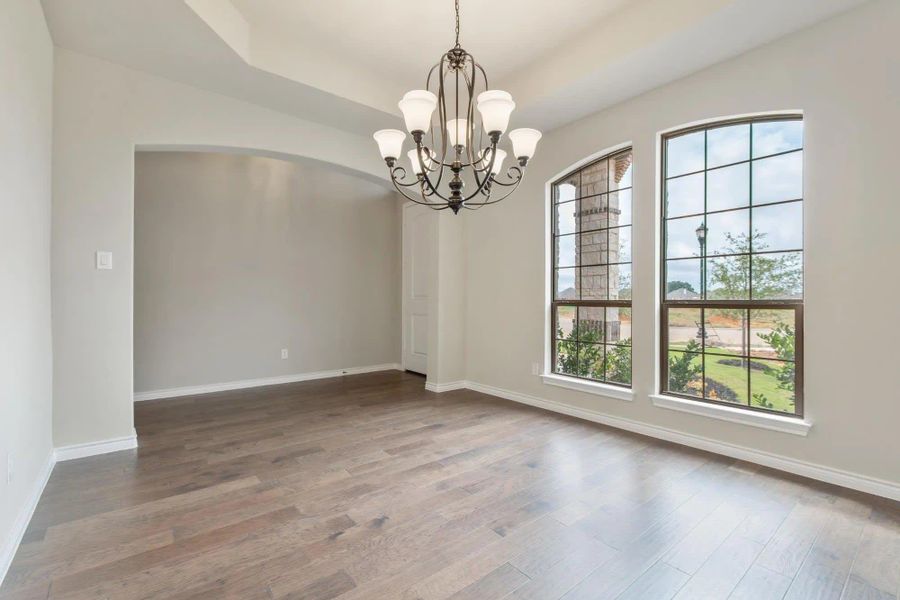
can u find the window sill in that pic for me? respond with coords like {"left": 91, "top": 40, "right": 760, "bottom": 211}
{"left": 650, "top": 394, "right": 811, "bottom": 436}
{"left": 541, "top": 374, "right": 634, "bottom": 402}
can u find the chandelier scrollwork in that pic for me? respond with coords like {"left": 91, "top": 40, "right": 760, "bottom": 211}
{"left": 373, "top": 0, "right": 541, "bottom": 213}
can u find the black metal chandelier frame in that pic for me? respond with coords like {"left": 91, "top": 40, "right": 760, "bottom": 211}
{"left": 383, "top": 1, "right": 530, "bottom": 213}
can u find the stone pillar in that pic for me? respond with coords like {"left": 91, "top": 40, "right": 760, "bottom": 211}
{"left": 572, "top": 153, "right": 631, "bottom": 342}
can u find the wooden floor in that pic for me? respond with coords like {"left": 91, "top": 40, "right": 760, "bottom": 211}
{"left": 2, "top": 371, "right": 898, "bottom": 600}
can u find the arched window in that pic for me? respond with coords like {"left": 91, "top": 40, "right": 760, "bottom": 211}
{"left": 551, "top": 147, "right": 633, "bottom": 387}
{"left": 661, "top": 116, "right": 803, "bottom": 416}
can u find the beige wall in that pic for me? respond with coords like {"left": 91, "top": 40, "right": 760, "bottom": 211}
{"left": 134, "top": 152, "right": 400, "bottom": 392}
{"left": 0, "top": 0, "right": 54, "bottom": 577}
{"left": 464, "top": 0, "right": 900, "bottom": 485}
{"left": 51, "top": 48, "right": 388, "bottom": 447}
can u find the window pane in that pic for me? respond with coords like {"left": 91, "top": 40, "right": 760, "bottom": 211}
{"left": 660, "top": 119, "right": 802, "bottom": 414}
{"left": 706, "top": 209, "right": 750, "bottom": 256}
{"left": 605, "top": 344, "right": 631, "bottom": 385}
{"left": 555, "top": 305, "right": 576, "bottom": 339}
{"left": 579, "top": 159, "right": 609, "bottom": 197}
{"left": 704, "top": 307, "right": 748, "bottom": 356}
{"left": 667, "top": 351, "right": 702, "bottom": 397}
{"left": 554, "top": 174, "right": 579, "bottom": 203}
{"left": 665, "top": 172, "right": 704, "bottom": 218}
{"left": 704, "top": 356, "right": 748, "bottom": 405}
{"left": 708, "top": 255, "right": 750, "bottom": 300}
{"left": 552, "top": 146, "right": 634, "bottom": 390}
{"left": 556, "top": 267, "right": 577, "bottom": 300}
{"left": 750, "top": 309, "right": 795, "bottom": 360}
{"left": 578, "top": 343, "right": 605, "bottom": 379}
{"left": 666, "top": 259, "right": 702, "bottom": 300}
{"left": 753, "top": 151, "right": 803, "bottom": 204}
{"left": 611, "top": 263, "right": 631, "bottom": 300}
{"left": 707, "top": 124, "right": 749, "bottom": 168}
{"left": 608, "top": 307, "right": 631, "bottom": 344}
{"left": 750, "top": 358, "right": 796, "bottom": 414}
{"left": 581, "top": 265, "right": 608, "bottom": 300}
{"left": 667, "top": 131, "right": 705, "bottom": 177}
{"left": 666, "top": 215, "right": 705, "bottom": 259}
{"left": 609, "top": 189, "right": 631, "bottom": 227}
{"left": 752, "top": 202, "right": 802, "bottom": 252}
{"left": 753, "top": 120, "right": 803, "bottom": 158}
{"left": 555, "top": 200, "right": 577, "bottom": 235}
{"left": 610, "top": 226, "right": 631, "bottom": 263}
{"left": 577, "top": 307, "right": 605, "bottom": 343}
{"left": 610, "top": 150, "right": 633, "bottom": 191}
{"left": 707, "top": 163, "right": 749, "bottom": 212}
{"left": 580, "top": 194, "right": 607, "bottom": 232}
{"left": 579, "top": 230, "right": 605, "bottom": 266}
{"left": 555, "top": 339, "right": 579, "bottom": 376}
{"left": 556, "top": 234, "right": 578, "bottom": 267}
{"left": 751, "top": 251, "right": 802, "bottom": 299}
{"left": 667, "top": 307, "right": 702, "bottom": 352}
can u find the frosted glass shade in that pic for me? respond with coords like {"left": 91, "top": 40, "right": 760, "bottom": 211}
{"left": 508, "top": 128, "right": 542, "bottom": 159}
{"left": 407, "top": 148, "right": 435, "bottom": 175}
{"left": 446, "top": 119, "right": 468, "bottom": 147}
{"left": 486, "top": 148, "right": 507, "bottom": 174}
{"left": 477, "top": 90, "right": 515, "bottom": 134}
{"left": 373, "top": 129, "right": 405, "bottom": 160}
{"left": 398, "top": 90, "right": 438, "bottom": 133}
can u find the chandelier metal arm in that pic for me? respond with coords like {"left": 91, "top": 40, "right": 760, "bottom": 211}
{"left": 463, "top": 168, "right": 525, "bottom": 206}
{"left": 485, "top": 165, "right": 523, "bottom": 187}
{"left": 389, "top": 171, "right": 449, "bottom": 209}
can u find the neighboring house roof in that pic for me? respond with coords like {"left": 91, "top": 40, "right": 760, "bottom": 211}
{"left": 668, "top": 288, "right": 701, "bottom": 299}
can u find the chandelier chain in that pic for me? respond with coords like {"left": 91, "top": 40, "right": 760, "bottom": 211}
{"left": 454, "top": 0, "right": 460, "bottom": 48}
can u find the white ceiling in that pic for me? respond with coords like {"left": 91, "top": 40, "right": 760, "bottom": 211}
{"left": 228, "top": 0, "right": 632, "bottom": 88}
{"left": 41, "top": 0, "right": 871, "bottom": 137}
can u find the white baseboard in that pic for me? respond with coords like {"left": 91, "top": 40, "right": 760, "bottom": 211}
{"left": 465, "top": 380, "right": 900, "bottom": 502}
{"left": 0, "top": 452, "right": 55, "bottom": 589}
{"left": 133, "top": 363, "right": 403, "bottom": 401}
{"left": 54, "top": 429, "right": 138, "bottom": 462}
{"left": 424, "top": 380, "right": 467, "bottom": 393}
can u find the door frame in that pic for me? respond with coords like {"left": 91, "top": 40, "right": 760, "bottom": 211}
{"left": 401, "top": 201, "right": 433, "bottom": 374}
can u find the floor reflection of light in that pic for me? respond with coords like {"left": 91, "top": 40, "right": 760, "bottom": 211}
{"left": 545, "top": 435, "right": 584, "bottom": 492}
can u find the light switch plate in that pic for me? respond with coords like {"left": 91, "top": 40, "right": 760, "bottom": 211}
{"left": 96, "top": 251, "right": 113, "bottom": 270}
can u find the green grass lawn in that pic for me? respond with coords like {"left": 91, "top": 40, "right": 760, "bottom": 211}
{"left": 669, "top": 343, "right": 795, "bottom": 414}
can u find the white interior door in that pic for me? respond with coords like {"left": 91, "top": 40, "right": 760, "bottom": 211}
{"left": 402, "top": 203, "right": 434, "bottom": 375}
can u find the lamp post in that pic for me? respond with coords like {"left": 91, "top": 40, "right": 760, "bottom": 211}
{"left": 695, "top": 223, "right": 707, "bottom": 297}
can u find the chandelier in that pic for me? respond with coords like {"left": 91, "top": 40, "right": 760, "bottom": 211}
{"left": 372, "top": 0, "right": 542, "bottom": 214}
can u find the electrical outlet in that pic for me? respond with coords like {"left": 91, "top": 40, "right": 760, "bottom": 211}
{"left": 531, "top": 362, "right": 541, "bottom": 376}
{"left": 281, "top": 348, "right": 289, "bottom": 360}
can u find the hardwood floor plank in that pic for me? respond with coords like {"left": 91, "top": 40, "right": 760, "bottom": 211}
{"left": 783, "top": 513, "right": 864, "bottom": 600}
{"left": 616, "top": 561, "right": 690, "bottom": 600}
{"left": 755, "top": 501, "right": 829, "bottom": 578}
{"left": 671, "top": 532, "right": 764, "bottom": 600}
{"left": 728, "top": 564, "right": 792, "bottom": 600}
{"left": 0, "top": 372, "right": 895, "bottom": 600}
{"left": 276, "top": 570, "right": 356, "bottom": 600}
{"left": 446, "top": 562, "right": 530, "bottom": 600}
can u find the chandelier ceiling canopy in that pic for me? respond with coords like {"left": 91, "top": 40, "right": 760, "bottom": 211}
{"left": 373, "top": 0, "right": 541, "bottom": 213}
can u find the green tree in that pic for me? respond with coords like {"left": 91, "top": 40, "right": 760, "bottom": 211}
{"left": 605, "top": 341, "right": 632, "bottom": 385}
{"left": 706, "top": 230, "right": 801, "bottom": 361}
{"left": 757, "top": 323, "right": 795, "bottom": 392}
{"left": 556, "top": 325, "right": 631, "bottom": 383}
{"left": 708, "top": 231, "right": 801, "bottom": 300}
{"left": 668, "top": 339, "right": 702, "bottom": 393}
{"left": 556, "top": 326, "right": 603, "bottom": 378}
{"left": 752, "top": 393, "right": 776, "bottom": 409}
